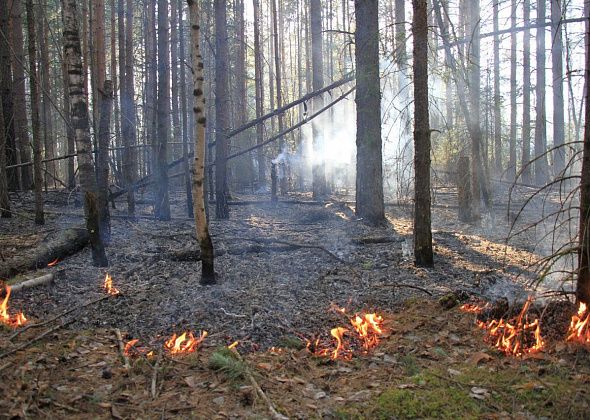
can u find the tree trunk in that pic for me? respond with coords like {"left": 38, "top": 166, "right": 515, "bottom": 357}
{"left": 92, "top": 0, "right": 106, "bottom": 143}
{"left": 508, "top": 0, "right": 517, "bottom": 181}
{"left": 534, "top": 0, "right": 548, "bottom": 185}
{"left": 179, "top": 0, "right": 193, "bottom": 217}
{"left": 468, "top": 0, "right": 482, "bottom": 218}
{"left": 110, "top": 0, "right": 121, "bottom": 186}
{"left": 97, "top": 80, "right": 113, "bottom": 242}
{"left": 412, "top": 0, "right": 433, "bottom": 267}
{"left": 0, "top": 0, "right": 18, "bottom": 192}
{"left": 253, "top": 0, "right": 265, "bottom": 187}
{"left": 63, "top": 59, "right": 76, "bottom": 189}
{"left": 214, "top": 0, "right": 229, "bottom": 219}
{"left": 9, "top": 0, "right": 31, "bottom": 189}
{"left": 577, "top": 1, "right": 590, "bottom": 305}
{"left": 26, "top": 0, "right": 43, "bottom": 225}
{"left": 170, "top": 0, "right": 180, "bottom": 159}
{"left": 124, "top": 0, "right": 136, "bottom": 215}
{"left": 61, "top": 0, "right": 108, "bottom": 267}
{"left": 146, "top": 0, "right": 157, "bottom": 179}
{"left": 188, "top": 0, "right": 215, "bottom": 285}
{"left": 493, "top": 0, "right": 502, "bottom": 174}
{"left": 522, "top": 0, "right": 532, "bottom": 184}
{"left": 310, "top": 0, "right": 326, "bottom": 199}
{"left": 551, "top": 0, "right": 565, "bottom": 176}
{"left": 354, "top": 0, "right": 384, "bottom": 225}
{"left": 39, "top": 3, "right": 56, "bottom": 189}
{"left": 0, "top": 85, "right": 9, "bottom": 217}
{"left": 156, "top": 0, "right": 171, "bottom": 220}
{"left": 271, "top": 0, "right": 287, "bottom": 195}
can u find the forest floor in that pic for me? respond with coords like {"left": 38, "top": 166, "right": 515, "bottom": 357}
{"left": 0, "top": 185, "right": 589, "bottom": 418}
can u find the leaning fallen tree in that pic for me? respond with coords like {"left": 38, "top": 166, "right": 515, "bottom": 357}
{"left": 0, "top": 227, "right": 89, "bottom": 278}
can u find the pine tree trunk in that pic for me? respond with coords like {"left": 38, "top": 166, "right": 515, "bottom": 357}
{"left": 39, "top": 4, "right": 56, "bottom": 189}
{"left": 170, "top": 0, "right": 180, "bottom": 159}
{"left": 253, "top": 0, "right": 265, "bottom": 187}
{"left": 179, "top": 0, "right": 193, "bottom": 217}
{"left": 97, "top": 80, "right": 113, "bottom": 242}
{"left": 188, "top": 0, "right": 216, "bottom": 285}
{"left": 63, "top": 58, "right": 76, "bottom": 189}
{"left": 214, "top": 0, "right": 229, "bottom": 219}
{"left": 468, "top": 0, "right": 482, "bottom": 218}
{"left": 493, "top": 0, "right": 502, "bottom": 175}
{"left": 577, "top": 2, "right": 590, "bottom": 305}
{"left": 271, "top": 0, "right": 287, "bottom": 195}
{"left": 508, "top": 0, "right": 517, "bottom": 181}
{"left": 145, "top": 0, "right": 157, "bottom": 177}
{"left": 155, "top": 0, "right": 171, "bottom": 220}
{"left": 61, "top": 0, "right": 108, "bottom": 267}
{"left": 0, "top": 90, "right": 10, "bottom": 217}
{"left": 310, "top": 0, "right": 326, "bottom": 199}
{"left": 0, "top": 0, "right": 18, "bottom": 192}
{"left": 26, "top": 0, "right": 43, "bottom": 224}
{"left": 412, "top": 0, "right": 433, "bottom": 267}
{"left": 534, "top": 0, "right": 548, "bottom": 185}
{"left": 552, "top": 0, "right": 565, "bottom": 176}
{"left": 522, "top": 0, "right": 532, "bottom": 184}
{"left": 124, "top": 0, "right": 136, "bottom": 215}
{"left": 354, "top": 0, "right": 384, "bottom": 224}
{"left": 9, "top": 0, "right": 31, "bottom": 189}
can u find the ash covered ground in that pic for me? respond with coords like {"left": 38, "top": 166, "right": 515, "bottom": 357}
{"left": 0, "top": 185, "right": 564, "bottom": 350}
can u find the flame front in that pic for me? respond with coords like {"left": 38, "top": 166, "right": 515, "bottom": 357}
{"left": 0, "top": 285, "right": 27, "bottom": 328}
{"left": 164, "top": 330, "right": 208, "bottom": 354}
{"left": 103, "top": 274, "right": 120, "bottom": 296}
{"left": 350, "top": 313, "right": 384, "bottom": 350}
{"left": 47, "top": 258, "right": 59, "bottom": 267}
{"left": 567, "top": 302, "right": 590, "bottom": 343}
{"left": 476, "top": 297, "right": 544, "bottom": 356}
{"left": 460, "top": 303, "right": 488, "bottom": 314}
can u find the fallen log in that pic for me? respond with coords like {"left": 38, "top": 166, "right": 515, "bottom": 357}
{"left": 10, "top": 273, "right": 55, "bottom": 293}
{"left": 0, "top": 228, "right": 89, "bottom": 278}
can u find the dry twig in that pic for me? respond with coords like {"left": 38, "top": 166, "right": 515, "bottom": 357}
{"left": 113, "top": 328, "right": 131, "bottom": 369}
{"left": 0, "top": 318, "right": 76, "bottom": 360}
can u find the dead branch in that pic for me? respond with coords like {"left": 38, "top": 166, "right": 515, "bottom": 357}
{"left": 232, "top": 350, "right": 289, "bottom": 420}
{"left": 376, "top": 283, "right": 433, "bottom": 296}
{"left": 0, "top": 318, "right": 76, "bottom": 360}
{"left": 113, "top": 328, "right": 131, "bottom": 369}
{"left": 151, "top": 351, "right": 163, "bottom": 399}
{"left": 10, "top": 273, "right": 55, "bottom": 293}
{"left": 9, "top": 295, "right": 110, "bottom": 341}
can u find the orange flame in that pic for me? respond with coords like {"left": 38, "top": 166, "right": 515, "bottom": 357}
{"left": 0, "top": 285, "right": 27, "bottom": 328}
{"left": 567, "top": 302, "right": 590, "bottom": 343}
{"left": 477, "top": 297, "right": 544, "bottom": 356}
{"left": 47, "top": 258, "right": 59, "bottom": 267}
{"left": 124, "top": 339, "right": 140, "bottom": 356}
{"left": 164, "top": 330, "right": 208, "bottom": 354}
{"left": 103, "top": 274, "right": 120, "bottom": 296}
{"left": 307, "top": 311, "right": 385, "bottom": 360}
{"left": 460, "top": 303, "right": 489, "bottom": 314}
{"left": 228, "top": 340, "right": 239, "bottom": 350}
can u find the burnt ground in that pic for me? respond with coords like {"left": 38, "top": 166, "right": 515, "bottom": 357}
{"left": 0, "top": 185, "right": 551, "bottom": 350}
{"left": 1, "top": 184, "right": 588, "bottom": 418}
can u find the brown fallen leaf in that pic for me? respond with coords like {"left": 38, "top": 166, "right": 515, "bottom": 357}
{"left": 467, "top": 352, "right": 493, "bottom": 365}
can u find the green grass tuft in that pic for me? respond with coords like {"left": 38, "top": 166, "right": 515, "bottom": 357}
{"left": 208, "top": 347, "right": 248, "bottom": 382}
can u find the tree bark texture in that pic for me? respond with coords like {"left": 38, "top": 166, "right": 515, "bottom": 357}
{"left": 354, "top": 0, "right": 385, "bottom": 224}
{"left": 310, "top": 0, "right": 326, "bottom": 199}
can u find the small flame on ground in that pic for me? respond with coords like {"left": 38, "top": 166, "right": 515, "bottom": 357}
{"left": 124, "top": 339, "right": 140, "bottom": 356}
{"left": 164, "top": 330, "right": 208, "bottom": 355}
{"left": 103, "top": 274, "right": 120, "bottom": 296}
{"left": 47, "top": 258, "right": 59, "bottom": 267}
{"left": 228, "top": 340, "right": 239, "bottom": 350}
{"left": 0, "top": 285, "right": 27, "bottom": 328}
{"left": 460, "top": 303, "right": 489, "bottom": 314}
{"left": 567, "top": 302, "right": 590, "bottom": 344}
{"left": 307, "top": 312, "right": 385, "bottom": 360}
{"left": 476, "top": 297, "right": 544, "bottom": 356}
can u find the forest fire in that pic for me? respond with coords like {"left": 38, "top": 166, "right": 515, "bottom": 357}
{"left": 0, "top": 285, "right": 27, "bottom": 327}
{"left": 124, "top": 339, "right": 140, "bottom": 356}
{"left": 164, "top": 330, "right": 208, "bottom": 355}
{"left": 103, "top": 273, "right": 120, "bottom": 295}
{"left": 307, "top": 312, "right": 385, "bottom": 360}
{"left": 476, "top": 298, "right": 544, "bottom": 356}
{"left": 566, "top": 302, "right": 590, "bottom": 344}
{"left": 47, "top": 258, "right": 59, "bottom": 267}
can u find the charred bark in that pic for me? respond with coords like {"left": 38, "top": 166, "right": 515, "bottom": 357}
{"left": 97, "top": 80, "right": 113, "bottom": 242}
